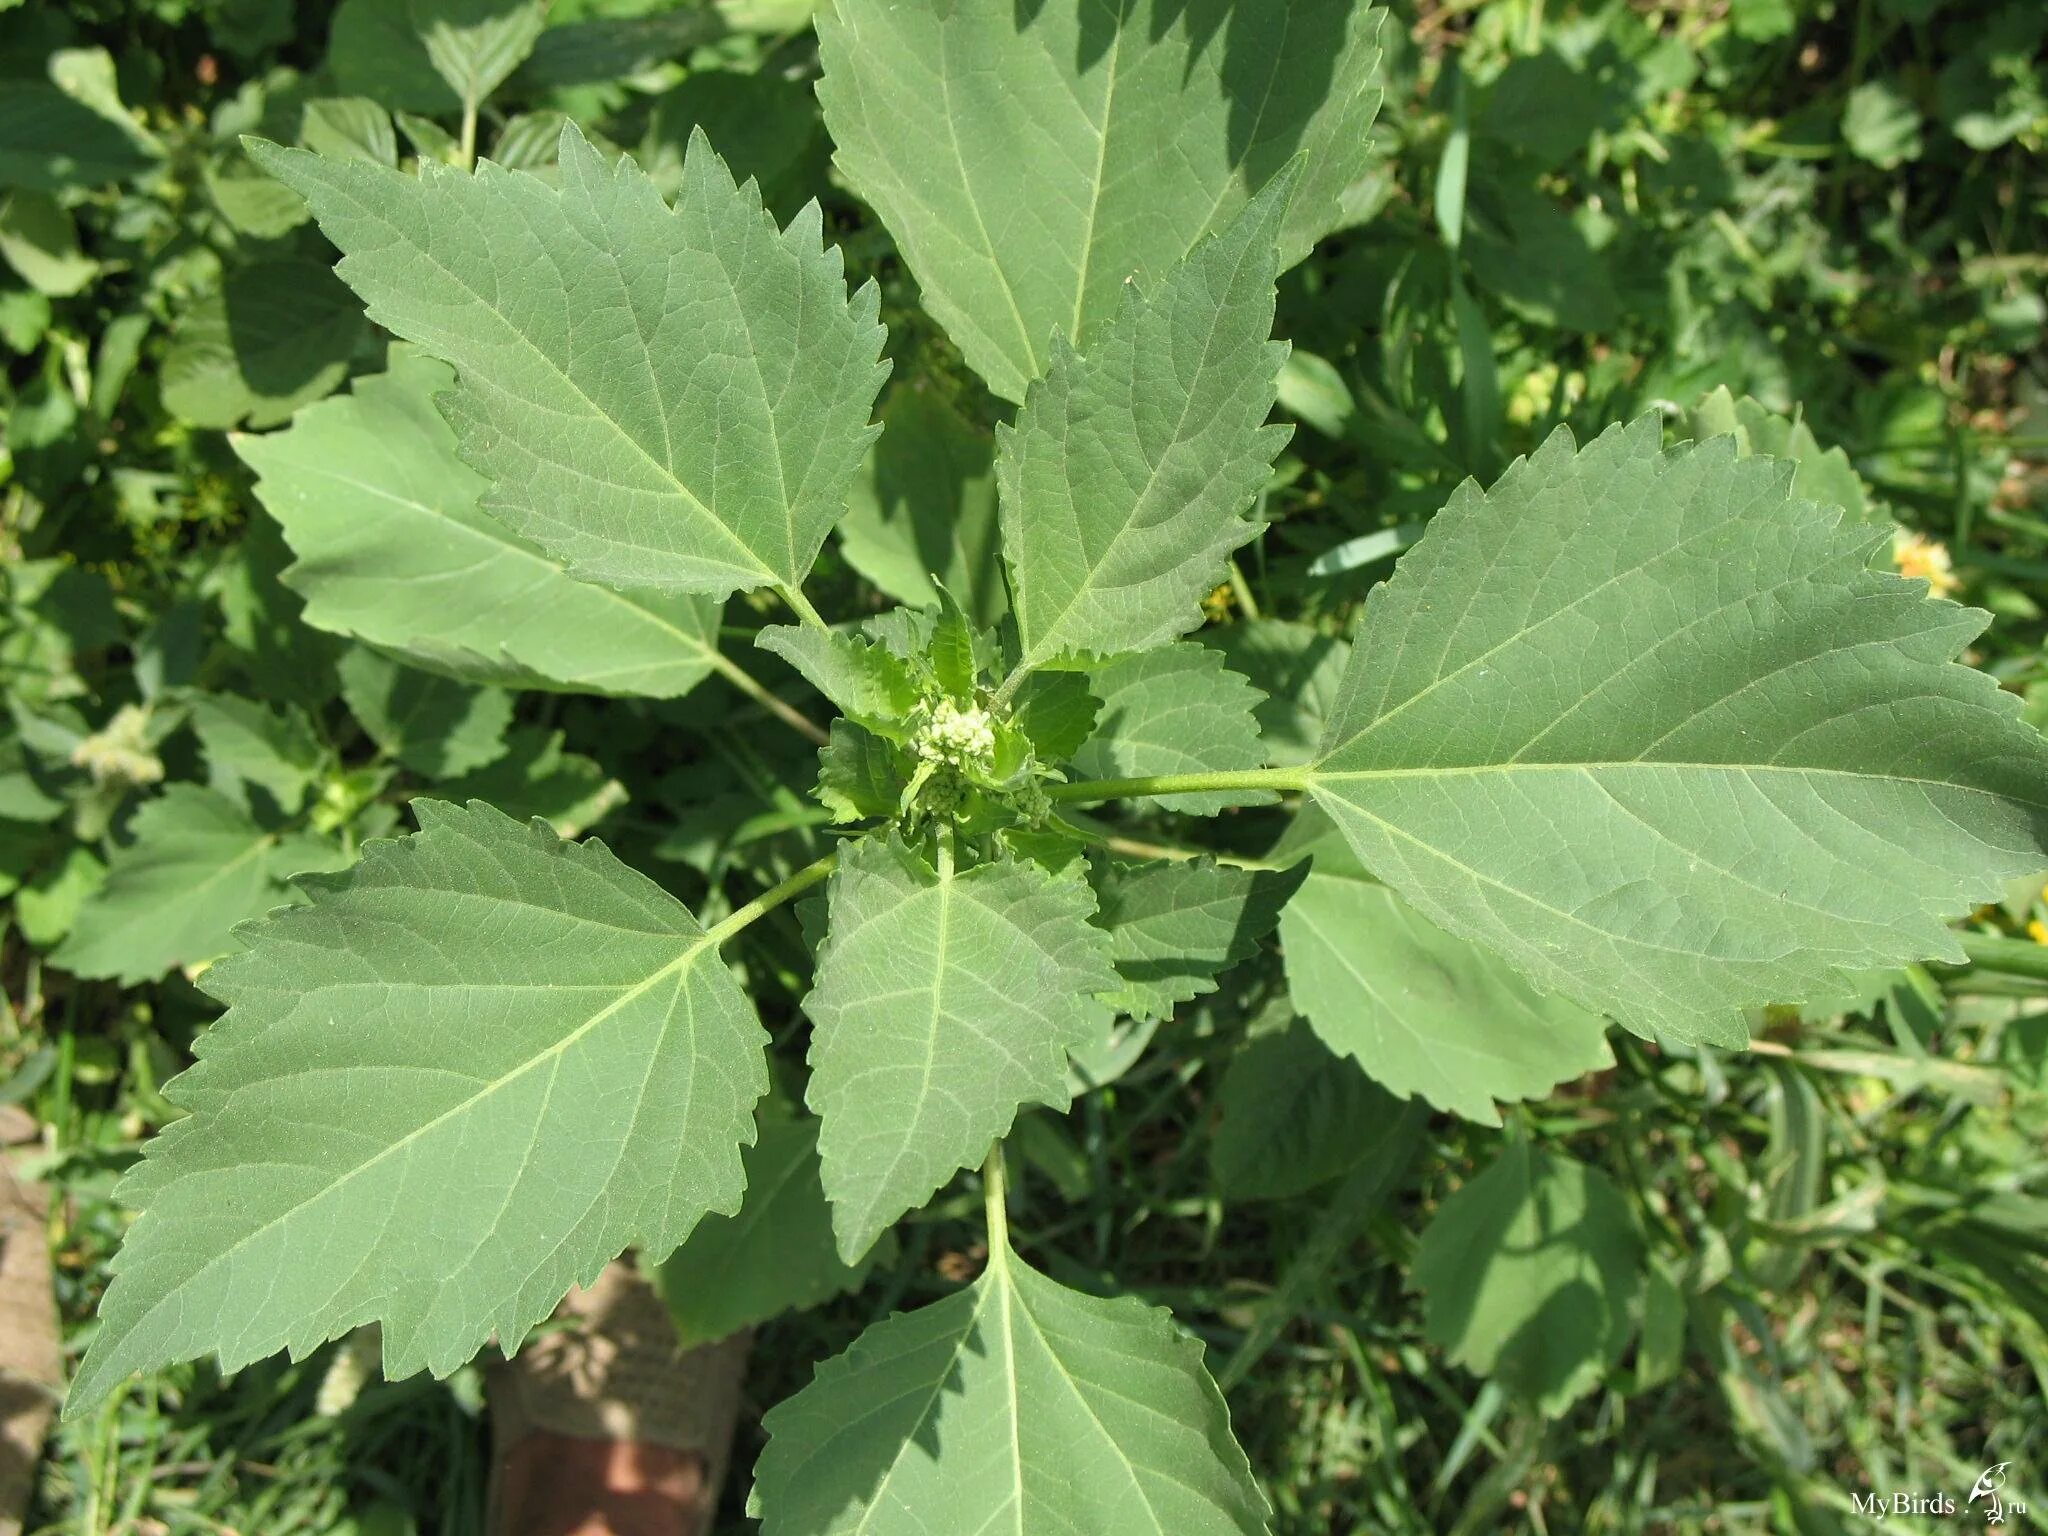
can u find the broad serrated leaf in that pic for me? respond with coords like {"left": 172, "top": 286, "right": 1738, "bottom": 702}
{"left": 655, "top": 1115, "right": 889, "bottom": 1349}
{"left": 756, "top": 627, "right": 921, "bottom": 741}
{"left": 50, "top": 786, "right": 318, "bottom": 984}
{"left": 1070, "top": 644, "right": 1275, "bottom": 813}
{"left": 1684, "top": 387, "right": 1880, "bottom": 525}
{"left": 338, "top": 648, "right": 511, "bottom": 777}
{"left": 1009, "top": 670, "right": 1100, "bottom": 764}
{"left": 236, "top": 350, "right": 725, "bottom": 699}
{"left": 837, "top": 387, "right": 1006, "bottom": 628}
{"left": 67, "top": 800, "right": 768, "bottom": 1415}
{"left": 1414, "top": 1142, "right": 1643, "bottom": 1413}
{"left": 1275, "top": 813, "right": 1611, "bottom": 1124}
{"left": 998, "top": 183, "right": 1294, "bottom": 670}
{"left": 1203, "top": 619, "right": 1352, "bottom": 768}
{"left": 160, "top": 259, "right": 364, "bottom": 430}
{"left": 753, "top": 1248, "right": 1267, "bottom": 1535}
{"left": 251, "top": 124, "right": 889, "bottom": 599}
{"left": 1089, "top": 856, "right": 1303, "bottom": 1022}
{"left": 804, "top": 838, "right": 1118, "bottom": 1261}
{"left": 815, "top": 721, "right": 909, "bottom": 823}
{"left": 1305, "top": 419, "right": 2048, "bottom": 1045}
{"left": 817, "top": 0, "right": 1385, "bottom": 402}
{"left": 188, "top": 693, "right": 324, "bottom": 813}
{"left": 1211, "top": 1017, "right": 1395, "bottom": 1201}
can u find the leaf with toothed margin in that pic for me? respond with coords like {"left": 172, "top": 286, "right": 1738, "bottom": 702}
{"left": 65, "top": 799, "right": 767, "bottom": 1417}
{"left": 803, "top": 837, "right": 1119, "bottom": 1263}
{"left": 1070, "top": 644, "right": 1276, "bottom": 814}
{"left": 996, "top": 176, "right": 1296, "bottom": 673}
{"left": 1302, "top": 417, "right": 2048, "bottom": 1046}
{"left": 751, "top": 1246, "right": 1269, "bottom": 1535}
{"left": 249, "top": 122, "right": 889, "bottom": 599}
{"left": 816, "top": 0, "right": 1386, "bottom": 404}
{"left": 234, "top": 347, "right": 725, "bottom": 700}
{"left": 756, "top": 626, "right": 921, "bottom": 742}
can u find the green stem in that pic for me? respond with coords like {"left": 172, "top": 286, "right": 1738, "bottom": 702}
{"left": 1048, "top": 767, "right": 1309, "bottom": 803}
{"left": 704, "top": 850, "right": 838, "bottom": 947}
{"left": 780, "top": 585, "right": 831, "bottom": 631}
{"left": 704, "top": 648, "right": 830, "bottom": 746}
{"left": 1053, "top": 808, "right": 1293, "bottom": 871}
{"left": 458, "top": 95, "right": 479, "bottom": 172}
{"left": 983, "top": 1140, "right": 1010, "bottom": 1261}
{"left": 1949, "top": 933, "right": 2048, "bottom": 984}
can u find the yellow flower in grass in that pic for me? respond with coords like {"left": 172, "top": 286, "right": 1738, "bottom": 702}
{"left": 2030, "top": 918, "right": 2048, "bottom": 947}
{"left": 1892, "top": 530, "right": 1960, "bottom": 597}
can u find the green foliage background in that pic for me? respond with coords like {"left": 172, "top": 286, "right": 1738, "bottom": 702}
{"left": 2, "top": 0, "right": 2044, "bottom": 1531}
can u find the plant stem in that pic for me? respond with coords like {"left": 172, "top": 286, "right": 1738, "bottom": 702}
{"left": 1053, "top": 808, "right": 1293, "bottom": 871}
{"left": 1950, "top": 933, "right": 2048, "bottom": 984}
{"left": 704, "top": 649, "right": 830, "bottom": 746}
{"left": 458, "top": 96, "right": 478, "bottom": 172}
{"left": 780, "top": 585, "right": 831, "bottom": 631}
{"left": 704, "top": 849, "right": 838, "bottom": 947}
{"left": 1048, "top": 766, "right": 1309, "bottom": 803}
{"left": 983, "top": 1140, "right": 1010, "bottom": 1261}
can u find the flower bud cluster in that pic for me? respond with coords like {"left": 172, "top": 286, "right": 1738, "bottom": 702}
{"left": 913, "top": 699, "right": 996, "bottom": 770}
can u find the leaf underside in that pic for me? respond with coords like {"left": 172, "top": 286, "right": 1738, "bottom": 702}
{"left": 817, "top": 0, "right": 1386, "bottom": 402}
{"left": 1306, "top": 417, "right": 2048, "bottom": 1044}
{"left": 68, "top": 801, "right": 767, "bottom": 1415}
{"left": 753, "top": 1249, "right": 1269, "bottom": 1535}
{"left": 804, "top": 838, "right": 1119, "bottom": 1263}
{"left": 252, "top": 123, "right": 888, "bottom": 599}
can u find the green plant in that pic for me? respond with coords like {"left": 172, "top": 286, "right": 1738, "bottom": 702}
{"left": 35, "top": 1, "right": 2048, "bottom": 1530}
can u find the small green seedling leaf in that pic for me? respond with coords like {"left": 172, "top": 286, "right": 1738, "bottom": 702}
{"left": 51, "top": 786, "right": 327, "bottom": 985}
{"left": 1070, "top": 645, "right": 1275, "bottom": 813}
{"left": 1089, "top": 856, "right": 1305, "bottom": 1023}
{"left": 337, "top": 648, "right": 511, "bottom": 778}
{"left": 757, "top": 626, "right": 922, "bottom": 742}
{"left": 1415, "top": 1141, "right": 1644, "bottom": 1414}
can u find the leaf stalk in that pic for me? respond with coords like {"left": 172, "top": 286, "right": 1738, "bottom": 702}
{"left": 1047, "top": 766, "right": 1310, "bottom": 803}
{"left": 704, "top": 849, "right": 839, "bottom": 947}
